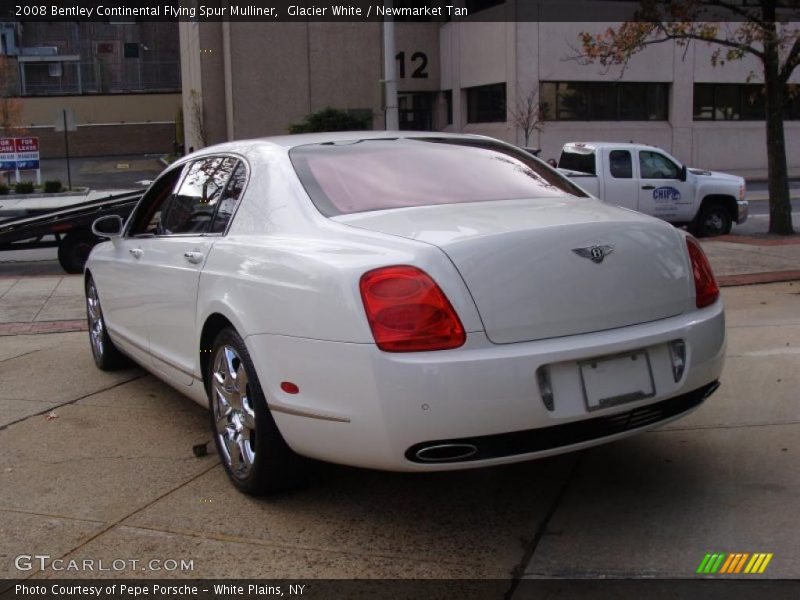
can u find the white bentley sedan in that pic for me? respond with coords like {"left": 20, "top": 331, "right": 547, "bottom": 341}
{"left": 85, "top": 132, "right": 725, "bottom": 495}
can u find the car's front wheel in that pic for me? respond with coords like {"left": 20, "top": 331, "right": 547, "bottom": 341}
{"left": 207, "top": 328, "right": 309, "bottom": 495}
{"left": 694, "top": 203, "right": 733, "bottom": 237}
{"left": 85, "top": 276, "right": 129, "bottom": 370}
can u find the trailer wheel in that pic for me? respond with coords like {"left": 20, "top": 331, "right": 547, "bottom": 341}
{"left": 58, "top": 230, "right": 100, "bottom": 274}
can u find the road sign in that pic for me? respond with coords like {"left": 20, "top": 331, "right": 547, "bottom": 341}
{"left": 14, "top": 137, "right": 40, "bottom": 170}
{"left": 0, "top": 138, "right": 15, "bottom": 171}
{"left": 0, "top": 136, "right": 42, "bottom": 184}
{"left": 0, "top": 137, "right": 40, "bottom": 171}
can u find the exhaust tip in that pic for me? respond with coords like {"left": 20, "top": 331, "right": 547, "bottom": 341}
{"left": 414, "top": 443, "right": 478, "bottom": 463}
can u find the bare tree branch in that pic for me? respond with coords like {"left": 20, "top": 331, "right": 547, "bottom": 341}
{"left": 781, "top": 35, "right": 800, "bottom": 82}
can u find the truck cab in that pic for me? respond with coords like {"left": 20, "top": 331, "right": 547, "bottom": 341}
{"left": 558, "top": 142, "right": 748, "bottom": 236}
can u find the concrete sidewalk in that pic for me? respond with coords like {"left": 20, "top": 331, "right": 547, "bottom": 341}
{"left": 0, "top": 282, "right": 797, "bottom": 583}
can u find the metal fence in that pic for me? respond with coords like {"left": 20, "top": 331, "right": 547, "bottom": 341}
{"left": 19, "top": 60, "right": 180, "bottom": 96}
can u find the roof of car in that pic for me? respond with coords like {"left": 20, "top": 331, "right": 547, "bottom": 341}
{"left": 185, "top": 131, "right": 492, "bottom": 159}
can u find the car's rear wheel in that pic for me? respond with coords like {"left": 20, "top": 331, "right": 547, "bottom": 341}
{"left": 85, "top": 276, "right": 129, "bottom": 370}
{"left": 208, "top": 328, "right": 309, "bottom": 495}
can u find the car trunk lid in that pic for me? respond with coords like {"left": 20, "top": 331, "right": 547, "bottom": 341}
{"left": 335, "top": 197, "right": 691, "bottom": 344}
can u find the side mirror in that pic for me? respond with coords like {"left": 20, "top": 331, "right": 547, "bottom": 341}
{"left": 91, "top": 215, "right": 124, "bottom": 239}
{"left": 679, "top": 165, "right": 688, "bottom": 182}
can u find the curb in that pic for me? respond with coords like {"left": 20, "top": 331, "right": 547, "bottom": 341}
{"left": 718, "top": 270, "right": 800, "bottom": 287}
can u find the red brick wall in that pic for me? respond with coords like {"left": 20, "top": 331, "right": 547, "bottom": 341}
{"left": 33, "top": 123, "right": 176, "bottom": 158}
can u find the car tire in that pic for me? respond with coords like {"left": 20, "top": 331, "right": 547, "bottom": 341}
{"left": 694, "top": 203, "right": 733, "bottom": 237}
{"left": 207, "top": 327, "right": 310, "bottom": 495}
{"left": 59, "top": 230, "right": 100, "bottom": 274}
{"left": 85, "top": 276, "right": 130, "bottom": 371}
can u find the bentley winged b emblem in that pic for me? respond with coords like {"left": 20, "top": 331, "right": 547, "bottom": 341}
{"left": 572, "top": 244, "right": 615, "bottom": 264}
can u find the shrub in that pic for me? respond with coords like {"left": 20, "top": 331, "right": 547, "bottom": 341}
{"left": 0, "top": 184, "right": 8, "bottom": 195}
{"left": 14, "top": 181, "right": 34, "bottom": 194}
{"left": 44, "top": 180, "right": 63, "bottom": 193}
{"left": 289, "top": 107, "right": 372, "bottom": 133}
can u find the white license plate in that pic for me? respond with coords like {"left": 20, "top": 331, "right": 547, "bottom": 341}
{"left": 579, "top": 351, "right": 655, "bottom": 411}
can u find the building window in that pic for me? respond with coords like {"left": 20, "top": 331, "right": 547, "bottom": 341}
{"left": 443, "top": 90, "right": 453, "bottom": 125}
{"left": 123, "top": 42, "right": 139, "bottom": 58}
{"left": 466, "top": 83, "right": 506, "bottom": 123}
{"left": 540, "top": 82, "right": 669, "bottom": 121}
{"left": 693, "top": 83, "right": 800, "bottom": 120}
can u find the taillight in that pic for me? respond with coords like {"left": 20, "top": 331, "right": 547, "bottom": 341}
{"left": 686, "top": 236, "right": 719, "bottom": 308}
{"left": 359, "top": 265, "right": 466, "bottom": 352}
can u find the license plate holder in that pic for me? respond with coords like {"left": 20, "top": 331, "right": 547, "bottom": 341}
{"left": 579, "top": 350, "right": 655, "bottom": 411}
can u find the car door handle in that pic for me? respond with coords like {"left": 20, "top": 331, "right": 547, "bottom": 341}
{"left": 129, "top": 248, "right": 143, "bottom": 259}
{"left": 184, "top": 251, "right": 204, "bottom": 264}
{"left": 641, "top": 185, "right": 655, "bottom": 190}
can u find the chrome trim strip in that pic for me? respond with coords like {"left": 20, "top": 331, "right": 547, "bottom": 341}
{"left": 268, "top": 402, "right": 351, "bottom": 423}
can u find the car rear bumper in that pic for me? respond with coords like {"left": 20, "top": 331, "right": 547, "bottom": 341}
{"left": 245, "top": 302, "right": 725, "bottom": 472}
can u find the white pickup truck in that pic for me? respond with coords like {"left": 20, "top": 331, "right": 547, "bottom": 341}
{"left": 557, "top": 142, "right": 748, "bottom": 236}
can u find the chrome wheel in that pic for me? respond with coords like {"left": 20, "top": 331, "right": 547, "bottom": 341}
{"left": 212, "top": 345, "right": 256, "bottom": 479}
{"left": 86, "top": 281, "right": 104, "bottom": 358}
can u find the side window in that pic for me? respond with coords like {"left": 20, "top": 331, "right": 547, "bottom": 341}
{"left": 127, "top": 167, "right": 185, "bottom": 237}
{"left": 639, "top": 151, "right": 680, "bottom": 180}
{"left": 209, "top": 162, "right": 246, "bottom": 234}
{"left": 160, "top": 157, "right": 237, "bottom": 235}
{"left": 608, "top": 150, "right": 632, "bottom": 179}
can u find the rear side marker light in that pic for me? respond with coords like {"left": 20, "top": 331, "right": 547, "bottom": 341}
{"left": 280, "top": 381, "right": 299, "bottom": 394}
{"left": 668, "top": 340, "right": 686, "bottom": 383}
{"left": 359, "top": 265, "right": 466, "bottom": 352}
{"left": 686, "top": 236, "right": 719, "bottom": 308}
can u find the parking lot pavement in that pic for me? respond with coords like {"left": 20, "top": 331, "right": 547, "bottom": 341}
{"left": 0, "top": 282, "right": 797, "bottom": 584}
{"left": 523, "top": 282, "right": 800, "bottom": 580}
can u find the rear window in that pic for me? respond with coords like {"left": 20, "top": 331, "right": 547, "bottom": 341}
{"left": 289, "top": 138, "right": 588, "bottom": 217}
{"left": 558, "top": 148, "right": 596, "bottom": 175}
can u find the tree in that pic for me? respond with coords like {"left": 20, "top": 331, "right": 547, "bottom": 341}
{"left": 0, "top": 55, "right": 23, "bottom": 137}
{"left": 288, "top": 107, "right": 372, "bottom": 133}
{"left": 510, "top": 90, "right": 542, "bottom": 147}
{"left": 575, "top": 0, "right": 799, "bottom": 235}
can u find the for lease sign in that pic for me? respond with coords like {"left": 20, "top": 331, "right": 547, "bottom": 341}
{"left": 0, "top": 137, "right": 40, "bottom": 171}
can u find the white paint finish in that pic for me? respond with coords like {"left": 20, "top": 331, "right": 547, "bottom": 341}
{"left": 337, "top": 197, "right": 693, "bottom": 344}
{"left": 249, "top": 304, "right": 724, "bottom": 471}
{"left": 86, "top": 132, "right": 726, "bottom": 473}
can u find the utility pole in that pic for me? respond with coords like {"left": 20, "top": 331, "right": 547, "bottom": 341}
{"left": 63, "top": 109, "right": 72, "bottom": 190}
{"left": 382, "top": 3, "right": 399, "bottom": 131}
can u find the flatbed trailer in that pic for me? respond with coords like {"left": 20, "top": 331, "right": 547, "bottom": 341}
{"left": 0, "top": 191, "right": 141, "bottom": 273}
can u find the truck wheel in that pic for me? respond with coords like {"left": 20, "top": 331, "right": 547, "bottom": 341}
{"left": 695, "top": 203, "right": 732, "bottom": 237}
{"left": 58, "top": 230, "right": 100, "bottom": 274}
